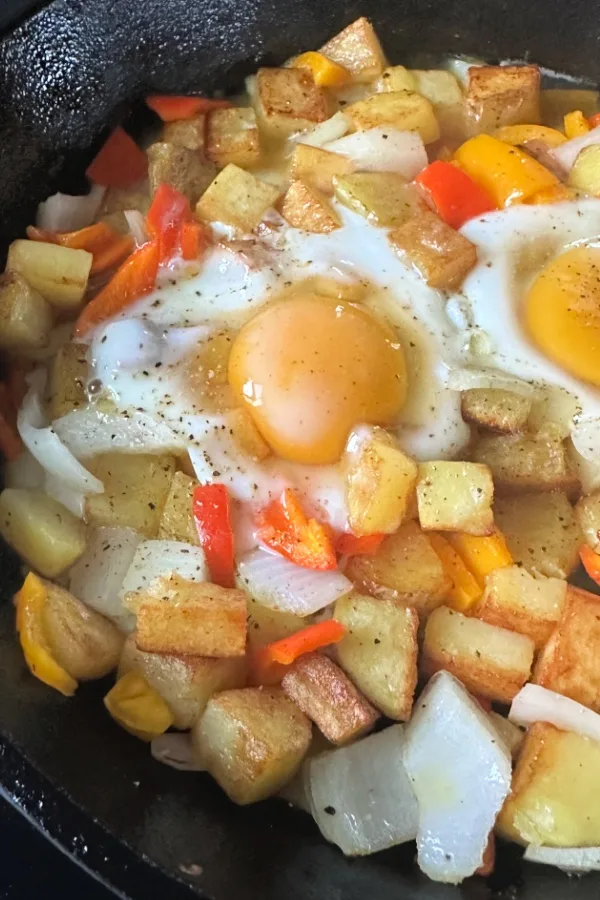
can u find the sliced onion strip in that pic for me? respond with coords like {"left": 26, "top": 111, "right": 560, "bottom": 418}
{"left": 52, "top": 407, "right": 186, "bottom": 458}
{"left": 124, "top": 209, "right": 149, "bottom": 246}
{"left": 509, "top": 684, "right": 600, "bottom": 743}
{"left": 551, "top": 125, "right": 600, "bottom": 172}
{"left": 151, "top": 733, "right": 205, "bottom": 771}
{"left": 36, "top": 185, "right": 106, "bottom": 232}
{"left": 325, "top": 127, "right": 427, "bottom": 179}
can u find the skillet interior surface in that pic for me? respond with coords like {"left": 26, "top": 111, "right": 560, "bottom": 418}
{"left": 2, "top": 0, "right": 600, "bottom": 896}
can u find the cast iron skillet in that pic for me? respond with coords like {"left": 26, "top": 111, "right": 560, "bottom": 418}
{"left": 2, "top": 0, "right": 600, "bottom": 897}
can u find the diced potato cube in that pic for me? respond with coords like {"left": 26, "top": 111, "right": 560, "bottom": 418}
{"left": 0, "top": 272, "right": 52, "bottom": 350}
{"left": 345, "top": 91, "right": 440, "bottom": 144}
{"left": 6, "top": 240, "right": 92, "bottom": 312}
{"left": 193, "top": 687, "right": 312, "bottom": 804}
{"left": 346, "top": 521, "right": 451, "bottom": 614}
{"left": 461, "top": 388, "right": 531, "bottom": 434}
{"left": 498, "top": 723, "right": 600, "bottom": 847}
{"left": 254, "top": 67, "right": 332, "bottom": 137}
{"left": 541, "top": 89, "right": 599, "bottom": 129}
{"left": 494, "top": 492, "right": 582, "bottom": 579}
{"left": 85, "top": 454, "right": 175, "bottom": 537}
{"left": 206, "top": 107, "right": 261, "bottom": 169}
{"left": 246, "top": 595, "right": 305, "bottom": 650}
{"left": 157, "top": 470, "right": 199, "bottom": 545}
{"left": 319, "top": 17, "right": 387, "bottom": 83}
{"left": 119, "top": 633, "right": 246, "bottom": 729}
{"left": 411, "top": 69, "right": 464, "bottom": 107}
{"left": 0, "top": 488, "right": 86, "bottom": 577}
{"left": 576, "top": 490, "right": 600, "bottom": 549}
{"left": 389, "top": 211, "right": 478, "bottom": 290}
{"left": 335, "top": 591, "right": 418, "bottom": 720}
{"left": 290, "top": 144, "right": 353, "bottom": 195}
{"left": 280, "top": 179, "right": 340, "bottom": 233}
{"left": 195, "top": 164, "right": 280, "bottom": 232}
{"left": 422, "top": 606, "right": 534, "bottom": 703}
{"left": 533, "top": 586, "right": 600, "bottom": 712}
{"left": 333, "top": 172, "right": 425, "bottom": 226}
{"left": 465, "top": 65, "right": 541, "bottom": 133}
{"left": 281, "top": 652, "right": 378, "bottom": 745}
{"left": 416, "top": 461, "right": 494, "bottom": 535}
{"left": 162, "top": 115, "right": 206, "bottom": 151}
{"left": 568, "top": 144, "right": 600, "bottom": 195}
{"left": 229, "top": 407, "right": 270, "bottom": 461}
{"left": 471, "top": 429, "right": 580, "bottom": 494}
{"left": 147, "top": 141, "right": 216, "bottom": 205}
{"left": 474, "top": 565, "right": 567, "bottom": 648}
{"left": 126, "top": 575, "right": 247, "bottom": 657}
{"left": 375, "top": 65, "right": 416, "bottom": 93}
{"left": 47, "top": 342, "right": 88, "bottom": 419}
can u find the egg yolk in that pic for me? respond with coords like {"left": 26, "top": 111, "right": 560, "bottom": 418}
{"left": 526, "top": 246, "right": 600, "bottom": 386}
{"left": 228, "top": 294, "right": 407, "bottom": 464}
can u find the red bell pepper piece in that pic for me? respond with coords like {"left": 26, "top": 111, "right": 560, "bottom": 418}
{"left": 86, "top": 127, "right": 147, "bottom": 189}
{"left": 192, "top": 484, "right": 235, "bottom": 588}
{"left": 181, "top": 220, "right": 211, "bottom": 260}
{"left": 146, "top": 183, "right": 192, "bottom": 264}
{"left": 580, "top": 544, "right": 600, "bottom": 586}
{"left": 588, "top": 113, "right": 600, "bottom": 128}
{"left": 335, "top": 531, "right": 385, "bottom": 557}
{"left": 146, "top": 95, "right": 232, "bottom": 122}
{"left": 250, "top": 619, "right": 346, "bottom": 685}
{"left": 257, "top": 488, "right": 337, "bottom": 571}
{"left": 415, "top": 160, "right": 496, "bottom": 229}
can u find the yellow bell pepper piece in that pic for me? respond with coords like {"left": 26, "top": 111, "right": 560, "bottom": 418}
{"left": 447, "top": 530, "right": 513, "bottom": 588}
{"left": 104, "top": 672, "right": 174, "bottom": 742}
{"left": 292, "top": 51, "right": 351, "bottom": 87}
{"left": 428, "top": 533, "right": 482, "bottom": 613}
{"left": 564, "top": 110, "right": 590, "bottom": 139}
{"left": 15, "top": 572, "right": 78, "bottom": 697}
{"left": 454, "top": 134, "right": 559, "bottom": 207}
{"left": 527, "top": 183, "right": 576, "bottom": 204}
{"left": 493, "top": 124, "right": 567, "bottom": 148}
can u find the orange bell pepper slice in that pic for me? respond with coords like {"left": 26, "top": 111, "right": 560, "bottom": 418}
{"left": 146, "top": 95, "right": 232, "bottom": 122}
{"left": 86, "top": 126, "right": 148, "bottom": 189}
{"left": 27, "top": 221, "right": 134, "bottom": 274}
{"left": 291, "top": 52, "right": 351, "bottom": 87}
{"left": 192, "top": 484, "right": 235, "bottom": 588}
{"left": 181, "top": 220, "right": 211, "bottom": 260}
{"left": 415, "top": 160, "right": 496, "bottom": 229}
{"left": 251, "top": 619, "right": 346, "bottom": 685}
{"left": 104, "top": 671, "right": 174, "bottom": 741}
{"left": 589, "top": 112, "right": 600, "bottom": 128}
{"left": 335, "top": 531, "right": 385, "bottom": 557}
{"left": 580, "top": 544, "right": 600, "bottom": 586}
{"left": 257, "top": 488, "right": 337, "bottom": 570}
{"left": 428, "top": 532, "right": 482, "bottom": 613}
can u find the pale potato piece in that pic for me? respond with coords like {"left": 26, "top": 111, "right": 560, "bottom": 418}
{"left": 254, "top": 67, "right": 332, "bottom": 137}
{"left": 162, "top": 115, "right": 206, "bottom": 151}
{"left": 375, "top": 66, "right": 416, "bottom": 93}
{"left": 498, "top": 723, "right": 600, "bottom": 846}
{"left": 280, "top": 180, "right": 340, "bottom": 233}
{"left": 42, "top": 581, "right": 123, "bottom": 680}
{"left": 416, "top": 461, "right": 494, "bottom": 535}
{"left": 6, "top": 240, "right": 92, "bottom": 312}
{"left": 281, "top": 652, "right": 378, "bottom": 745}
{"left": 195, "top": 164, "right": 280, "bottom": 232}
{"left": 290, "top": 144, "right": 353, "bottom": 195}
{"left": 461, "top": 388, "right": 531, "bottom": 434}
{"left": 345, "top": 91, "right": 440, "bottom": 144}
{"left": 0, "top": 272, "right": 52, "bottom": 350}
{"left": 85, "top": 454, "right": 175, "bottom": 537}
{"left": 206, "top": 107, "right": 261, "bottom": 168}
{"left": 319, "top": 17, "right": 387, "bottom": 83}
{"left": 576, "top": 490, "right": 600, "bottom": 550}
{"left": 389, "top": 211, "right": 478, "bottom": 291}
{"left": 47, "top": 342, "right": 88, "bottom": 419}
{"left": 344, "top": 426, "right": 418, "bottom": 536}
{"left": 569, "top": 145, "right": 600, "bottom": 195}
{"left": 474, "top": 565, "right": 567, "bottom": 649}
{"left": 533, "top": 586, "right": 600, "bottom": 713}
{"left": 119, "top": 634, "right": 246, "bottom": 729}
{"left": 471, "top": 429, "right": 580, "bottom": 494}
{"left": 127, "top": 575, "right": 247, "bottom": 657}
{"left": 333, "top": 172, "right": 425, "bottom": 227}
{"left": 494, "top": 492, "right": 582, "bottom": 579}
{"left": 541, "top": 89, "right": 599, "bottom": 129}
{"left": 411, "top": 69, "right": 464, "bottom": 107}
{"left": 466, "top": 64, "right": 541, "bottom": 133}
{"left": 335, "top": 591, "right": 418, "bottom": 720}
{"left": 193, "top": 687, "right": 312, "bottom": 804}
{"left": 246, "top": 595, "right": 305, "bottom": 651}
{"left": 157, "top": 470, "right": 199, "bottom": 545}
{"left": 422, "top": 606, "right": 534, "bottom": 703}
{"left": 346, "top": 521, "right": 451, "bottom": 614}
{"left": 147, "top": 141, "right": 216, "bottom": 205}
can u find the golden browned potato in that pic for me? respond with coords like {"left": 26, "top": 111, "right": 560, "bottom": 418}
{"left": 333, "top": 172, "right": 425, "bottom": 227}
{"left": 6, "top": 240, "right": 92, "bottom": 312}
{"left": 246, "top": 595, "right": 305, "bottom": 651}
{"left": 192, "top": 687, "right": 312, "bottom": 804}
{"left": 147, "top": 141, "right": 216, "bottom": 205}
{"left": 576, "top": 490, "right": 600, "bottom": 549}
{"left": 319, "top": 17, "right": 387, "bottom": 83}
{"left": 541, "top": 88, "right": 599, "bottom": 129}
{"left": 42, "top": 581, "right": 123, "bottom": 680}
{"left": 206, "top": 107, "right": 261, "bottom": 168}
{"left": 280, "top": 180, "right": 341, "bottom": 233}
{"left": 346, "top": 521, "right": 451, "bottom": 614}
{"left": 0, "top": 272, "right": 52, "bottom": 351}
{"left": 0, "top": 488, "right": 86, "bottom": 577}
{"left": 290, "top": 144, "right": 354, "bottom": 195}
{"left": 195, "top": 164, "right": 281, "bottom": 232}
{"left": 345, "top": 91, "right": 440, "bottom": 144}
{"left": 389, "top": 211, "right": 478, "bottom": 290}
{"left": 416, "top": 461, "right": 494, "bottom": 535}
{"left": 281, "top": 652, "right": 379, "bottom": 745}
{"left": 460, "top": 388, "right": 532, "bottom": 434}
{"left": 498, "top": 723, "right": 600, "bottom": 846}
{"left": 85, "top": 454, "right": 175, "bottom": 536}
{"left": 471, "top": 429, "right": 580, "bottom": 495}
{"left": 47, "top": 342, "right": 88, "bottom": 420}
{"left": 334, "top": 591, "right": 418, "bottom": 720}
{"left": 253, "top": 67, "right": 332, "bottom": 137}
{"left": 157, "top": 470, "right": 199, "bottom": 545}
{"left": 474, "top": 565, "right": 567, "bottom": 649}
{"left": 375, "top": 65, "right": 416, "bottom": 93}
{"left": 465, "top": 64, "right": 541, "bottom": 133}
{"left": 422, "top": 605, "right": 534, "bottom": 703}
{"left": 126, "top": 575, "right": 247, "bottom": 657}
{"left": 494, "top": 491, "right": 582, "bottom": 579}
{"left": 162, "top": 115, "right": 206, "bottom": 151}
{"left": 533, "top": 586, "right": 600, "bottom": 712}
{"left": 119, "top": 634, "right": 246, "bottom": 729}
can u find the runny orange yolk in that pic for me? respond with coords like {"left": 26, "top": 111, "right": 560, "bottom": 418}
{"left": 525, "top": 246, "right": 600, "bottom": 386}
{"left": 227, "top": 294, "right": 407, "bottom": 464}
